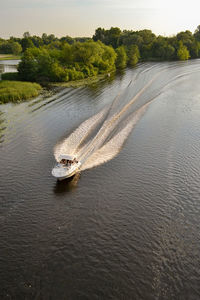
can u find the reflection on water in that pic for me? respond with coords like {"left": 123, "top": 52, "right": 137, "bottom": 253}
{"left": 0, "top": 111, "right": 6, "bottom": 144}
{"left": 53, "top": 173, "right": 81, "bottom": 194}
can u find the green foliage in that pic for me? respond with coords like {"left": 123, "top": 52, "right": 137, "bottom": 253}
{"left": 10, "top": 42, "right": 22, "bottom": 55}
{"left": 194, "top": 25, "right": 200, "bottom": 42}
{"left": 190, "top": 41, "right": 200, "bottom": 58}
{"left": 115, "top": 46, "right": 127, "bottom": 69}
{"left": 164, "top": 45, "right": 175, "bottom": 60}
{"left": 177, "top": 41, "right": 190, "bottom": 60}
{"left": 127, "top": 45, "right": 140, "bottom": 66}
{"left": 3, "top": 24, "right": 200, "bottom": 85}
{"left": 93, "top": 27, "right": 121, "bottom": 48}
{"left": 18, "top": 41, "right": 116, "bottom": 83}
{"left": 1, "top": 72, "right": 19, "bottom": 80}
{"left": 0, "top": 41, "right": 22, "bottom": 55}
{"left": 140, "top": 43, "right": 153, "bottom": 60}
{"left": 152, "top": 37, "right": 175, "bottom": 60}
{"left": 176, "top": 31, "right": 194, "bottom": 49}
{"left": 42, "top": 33, "right": 57, "bottom": 45}
{"left": 0, "top": 80, "right": 42, "bottom": 103}
{"left": 61, "top": 43, "right": 73, "bottom": 64}
{"left": 21, "top": 38, "right": 34, "bottom": 52}
{"left": 92, "top": 26, "right": 200, "bottom": 63}
{"left": 18, "top": 50, "right": 39, "bottom": 81}
{"left": 60, "top": 36, "right": 75, "bottom": 44}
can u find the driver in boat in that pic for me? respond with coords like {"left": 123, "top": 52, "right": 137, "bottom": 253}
{"left": 60, "top": 158, "right": 78, "bottom": 165}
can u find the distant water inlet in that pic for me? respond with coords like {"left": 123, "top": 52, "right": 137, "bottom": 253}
{"left": 0, "top": 60, "right": 19, "bottom": 75}
{"left": 54, "top": 61, "right": 200, "bottom": 172}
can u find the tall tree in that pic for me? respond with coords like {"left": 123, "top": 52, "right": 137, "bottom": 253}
{"left": 177, "top": 41, "right": 190, "bottom": 60}
{"left": 115, "top": 46, "right": 127, "bottom": 68}
{"left": 127, "top": 45, "right": 140, "bottom": 66}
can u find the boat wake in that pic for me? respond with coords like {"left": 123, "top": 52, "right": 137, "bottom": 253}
{"left": 54, "top": 63, "right": 200, "bottom": 172}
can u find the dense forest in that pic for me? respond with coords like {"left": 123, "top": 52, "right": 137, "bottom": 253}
{"left": 1, "top": 26, "right": 200, "bottom": 83}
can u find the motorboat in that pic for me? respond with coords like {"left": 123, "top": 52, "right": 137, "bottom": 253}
{"left": 52, "top": 155, "right": 81, "bottom": 180}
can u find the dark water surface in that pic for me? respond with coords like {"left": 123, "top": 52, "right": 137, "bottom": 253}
{"left": 1, "top": 61, "right": 200, "bottom": 299}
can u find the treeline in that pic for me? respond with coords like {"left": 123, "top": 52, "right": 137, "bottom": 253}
{"left": 0, "top": 32, "right": 91, "bottom": 55}
{"left": 93, "top": 26, "right": 200, "bottom": 61}
{"left": 1, "top": 26, "right": 200, "bottom": 83}
{"left": 18, "top": 41, "right": 116, "bottom": 82}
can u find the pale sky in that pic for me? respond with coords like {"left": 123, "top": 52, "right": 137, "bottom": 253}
{"left": 1, "top": 0, "right": 200, "bottom": 38}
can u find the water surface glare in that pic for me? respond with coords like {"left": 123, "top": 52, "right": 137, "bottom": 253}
{"left": 1, "top": 61, "right": 200, "bottom": 299}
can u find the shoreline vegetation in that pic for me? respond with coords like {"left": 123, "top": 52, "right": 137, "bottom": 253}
{"left": 0, "top": 81, "right": 41, "bottom": 104}
{"left": 1, "top": 25, "right": 200, "bottom": 102}
{"left": 50, "top": 72, "right": 113, "bottom": 88}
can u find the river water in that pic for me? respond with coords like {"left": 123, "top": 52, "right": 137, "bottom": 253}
{"left": 1, "top": 61, "right": 200, "bottom": 299}
{"left": 0, "top": 59, "right": 19, "bottom": 75}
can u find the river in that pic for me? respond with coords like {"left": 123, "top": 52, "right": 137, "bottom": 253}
{"left": 0, "top": 59, "right": 19, "bottom": 75}
{"left": 0, "top": 60, "right": 200, "bottom": 299}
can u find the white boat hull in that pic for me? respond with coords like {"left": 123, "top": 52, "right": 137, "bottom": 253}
{"left": 52, "top": 162, "right": 81, "bottom": 180}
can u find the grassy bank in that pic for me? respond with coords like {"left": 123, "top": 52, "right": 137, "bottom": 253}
{"left": 1, "top": 71, "right": 113, "bottom": 88}
{"left": 0, "top": 81, "right": 42, "bottom": 104}
{"left": 0, "top": 54, "right": 20, "bottom": 61}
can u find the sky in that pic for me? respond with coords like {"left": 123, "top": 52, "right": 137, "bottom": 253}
{"left": 1, "top": 0, "right": 200, "bottom": 38}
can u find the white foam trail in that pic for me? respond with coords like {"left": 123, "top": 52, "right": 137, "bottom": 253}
{"left": 54, "top": 64, "right": 196, "bottom": 172}
{"left": 53, "top": 71, "right": 161, "bottom": 170}
{"left": 81, "top": 104, "right": 148, "bottom": 171}
{"left": 78, "top": 71, "right": 161, "bottom": 164}
{"left": 54, "top": 107, "right": 108, "bottom": 161}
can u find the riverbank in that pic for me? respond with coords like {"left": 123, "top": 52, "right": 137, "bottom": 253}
{"left": 0, "top": 67, "right": 114, "bottom": 103}
{"left": 2, "top": 71, "right": 113, "bottom": 89}
{"left": 0, "top": 80, "right": 42, "bottom": 104}
{"left": 51, "top": 72, "right": 114, "bottom": 88}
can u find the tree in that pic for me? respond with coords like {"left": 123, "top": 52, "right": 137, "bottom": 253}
{"left": 23, "top": 31, "right": 31, "bottom": 38}
{"left": 61, "top": 43, "right": 73, "bottom": 64}
{"left": 17, "top": 41, "right": 117, "bottom": 83}
{"left": 190, "top": 41, "right": 200, "bottom": 58}
{"left": 152, "top": 37, "right": 175, "bottom": 60}
{"left": 119, "top": 32, "right": 143, "bottom": 48}
{"left": 115, "top": 46, "right": 127, "bottom": 68}
{"left": 194, "top": 25, "right": 200, "bottom": 42}
{"left": 93, "top": 27, "right": 121, "bottom": 48}
{"left": 18, "top": 50, "right": 38, "bottom": 81}
{"left": 127, "top": 45, "right": 140, "bottom": 66}
{"left": 60, "top": 36, "right": 75, "bottom": 45}
{"left": 21, "top": 38, "right": 34, "bottom": 52}
{"left": 11, "top": 42, "right": 22, "bottom": 55}
{"left": 93, "top": 27, "right": 106, "bottom": 42}
{"left": 137, "top": 29, "right": 156, "bottom": 45}
{"left": 177, "top": 41, "right": 190, "bottom": 60}
{"left": 99, "top": 42, "right": 116, "bottom": 72}
{"left": 0, "top": 41, "right": 12, "bottom": 54}
{"left": 164, "top": 45, "right": 175, "bottom": 60}
{"left": 42, "top": 33, "right": 57, "bottom": 45}
{"left": 31, "top": 35, "right": 44, "bottom": 48}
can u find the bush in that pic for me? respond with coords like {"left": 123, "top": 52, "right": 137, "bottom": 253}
{"left": 1, "top": 72, "right": 19, "bottom": 80}
{"left": 65, "top": 69, "right": 85, "bottom": 81}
